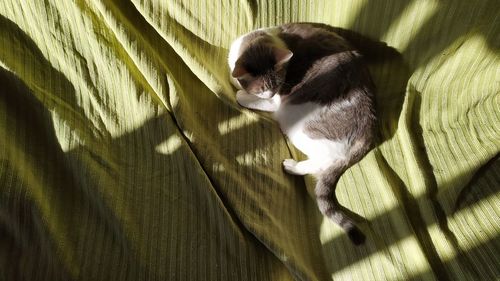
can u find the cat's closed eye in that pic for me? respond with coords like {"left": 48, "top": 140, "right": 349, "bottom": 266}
{"left": 237, "top": 78, "right": 249, "bottom": 88}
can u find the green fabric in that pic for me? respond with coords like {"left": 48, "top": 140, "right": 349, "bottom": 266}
{"left": 1, "top": 1, "right": 498, "bottom": 280}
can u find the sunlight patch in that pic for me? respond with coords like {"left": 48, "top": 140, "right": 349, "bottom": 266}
{"left": 235, "top": 149, "right": 269, "bottom": 166}
{"left": 381, "top": 0, "right": 438, "bottom": 51}
{"left": 51, "top": 111, "right": 81, "bottom": 152}
{"left": 320, "top": 217, "right": 343, "bottom": 244}
{"left": 212, "top": 163, "right": 226, "bottom": 172}
{"left": 166, "top": 75, "right": 179, "bottom": 109}
{"left": 155, "top": 134, "right": 182, "bottom": 155}
{"left": 322, "top": 192, "right": 499, "bottom": 280}
{"left": 182, "top": 130, "right": 195, "bottom": 142}
{"left": 329, "top": 235, "right": 430, "bottom": 281}
{"left": 437, "top": 191, "right": 500, "bottom": 259}
{"left": 0, "top": 60, "right": 12, "bottom": 72}
{"left": 218, "top": 112, "right": 259, "bottom": 135}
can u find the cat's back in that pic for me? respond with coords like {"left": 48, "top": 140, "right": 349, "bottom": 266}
{"left": 277, "top": 23, "right": 352, "bottom": 55}
{"left": 276, "top": 23, "right": 372, "bottom": 103}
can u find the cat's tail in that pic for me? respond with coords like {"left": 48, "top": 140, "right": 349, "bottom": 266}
{"left": 315, "top": 161, "right": 366, "bottom": 245}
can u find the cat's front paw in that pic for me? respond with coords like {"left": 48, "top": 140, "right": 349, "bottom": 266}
{"left": 236, "top": 90, "right": 253, "bottom": 108}
{"left": 235, "top": 90, "right": 279, "bottom": 112}
{"left": 282, "top": 159, "right": 299, "bottom": 175}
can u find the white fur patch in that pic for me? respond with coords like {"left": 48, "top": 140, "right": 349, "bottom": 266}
{"left": 228, "top": 35, "right": 244, "bottom": 72}
{"left": 228, "top": 35, "right": 245, "bottom": 89}
{"left": 256, "top": 90, "right": 275, "bottom": 99}
{"left": 274, "top": 102, "right": 348, "bottom": 162}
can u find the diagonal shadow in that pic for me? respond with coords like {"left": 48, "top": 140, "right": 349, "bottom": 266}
{"left": 321, "top": 148, "right": 499, "bottom": 279}
{"left": 0, "top": 15, "right": 97, "bottom": 143}
{"left": 455, "top": 154, "right": 499, "bottom": 212}
{"left": 402, "top": 0, "right": 500, "bottom": 69}
{"left": 0, "top": 63, "right": 297, "bottom": 280}
{"left": 0, "top": 12, "right": 262, "bottom": 279}
{"left": 321, "top": 84, "right": 498, "bottom": 279}
{"left": 0, "top": 66, "right": 76, "bottom": 281}
{"left": 319, "top": 0, "right": 500, "bottom": 278}
{"left": 0, "top": 65, "right": 163, "bottom": 280}
{"left": 406, "top": 235, "right": 500, "bottom": 281}
{"left": 347, "top": 0, "right": 412, "bottom": 41}
{"left": 2, "top": 1, "right": 498, "bottom": 280}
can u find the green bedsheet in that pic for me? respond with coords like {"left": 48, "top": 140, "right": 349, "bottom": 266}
{"left": 0, "top": 1, "right": 499, "bottom": 280}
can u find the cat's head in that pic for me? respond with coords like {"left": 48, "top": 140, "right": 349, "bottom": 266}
{"left": 231, "top": 35, "right": 293, "bottom": 99}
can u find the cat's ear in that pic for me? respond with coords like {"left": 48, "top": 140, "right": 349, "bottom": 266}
{"left": 231, "top": 62, "right": 248, "bottom": 78}
{"left": 274, "top": 48, "right": 293, "bottom": 66}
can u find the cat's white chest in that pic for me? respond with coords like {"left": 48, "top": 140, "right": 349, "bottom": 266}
{"left": 274, "top": 102, "right": 348, "bottom": 161}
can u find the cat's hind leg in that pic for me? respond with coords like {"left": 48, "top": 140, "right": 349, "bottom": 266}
{"left": 282, "top": 158, "right": 329, "bottom": 175}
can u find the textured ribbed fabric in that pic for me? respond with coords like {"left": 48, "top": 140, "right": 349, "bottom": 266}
{"left": 0, "top": 1, "right": 498, "bottom": 280}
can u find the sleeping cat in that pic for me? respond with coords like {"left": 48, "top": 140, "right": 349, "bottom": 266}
{"left": 228, "top": 23, "right": 376, "bottom": 244}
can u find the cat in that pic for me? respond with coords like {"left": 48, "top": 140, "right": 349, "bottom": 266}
{"left": 228, "top": 23, "right": 377, "bottom": 245}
